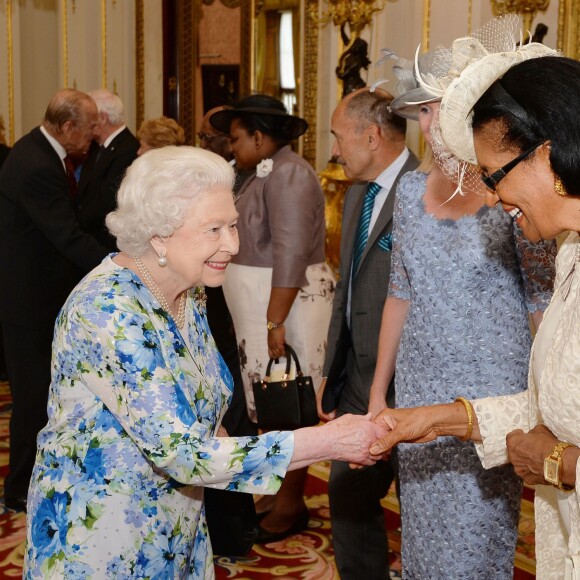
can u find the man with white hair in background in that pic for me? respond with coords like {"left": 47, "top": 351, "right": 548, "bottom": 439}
{"left": 77, "top": 89, "right": 139, "bottom": 250}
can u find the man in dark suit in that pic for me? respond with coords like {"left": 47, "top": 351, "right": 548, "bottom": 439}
{"left": 0, "top": 89, "right": 109, "bottom": 511}
{"left": 77, "top": 89, "right": 139, "bottom": 250}
{"left": 317, "top": 88, "right": 419, "bottom": 579}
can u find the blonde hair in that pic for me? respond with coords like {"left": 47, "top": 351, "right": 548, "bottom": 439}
{"left": 106, "top": 146, "right": 234, "bottom": 256}
{"left": 138, "top": 116, "right": 185, "bottom": 149}
{"left": 417, "top": 143, "right": 434, "bottom": 173}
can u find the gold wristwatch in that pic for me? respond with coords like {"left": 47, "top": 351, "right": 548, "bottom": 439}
{"left": 544, "top": 441, "right": 575, "bottom": 491}
{"left": 266, "top": 320, "right": 284, "bottom": 331}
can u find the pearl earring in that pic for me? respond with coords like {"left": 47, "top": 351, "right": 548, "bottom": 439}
{"left": 158, "top": 251, "right": 168, "bottom": 267}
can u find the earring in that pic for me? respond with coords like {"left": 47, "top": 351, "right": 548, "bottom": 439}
{"left": 158, "top": 250, "right": 168, "bottom": 267}
{"left": 555, "top": 176, "right": 568, "bottom": 197}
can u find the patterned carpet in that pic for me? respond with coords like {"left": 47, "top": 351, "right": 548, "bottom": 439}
{"left": 0, "top": 380, "right": 536, "bottom": 578}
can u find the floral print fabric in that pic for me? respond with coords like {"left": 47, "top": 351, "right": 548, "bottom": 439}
{"left": 388, "top": 171, "right": 556, "bottom": 579}
{"left": 24, "top": 257, "right": 294, "bottom": 579}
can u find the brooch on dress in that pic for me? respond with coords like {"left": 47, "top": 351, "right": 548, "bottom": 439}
{"left": 194, "top": 286, "right": 207, "bottom": 310}
{"left": 256, "top": 158, "right": 273, "bottom": 178}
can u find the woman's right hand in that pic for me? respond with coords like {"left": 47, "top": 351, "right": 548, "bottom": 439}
{"left": 322, "top": 413, "right": 390, "bottom": 466}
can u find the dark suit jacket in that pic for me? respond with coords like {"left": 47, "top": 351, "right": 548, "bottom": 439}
{"left": 0, "top": 127, "right": 109, "bottom": 328}
{"left": 77, "top": 128, "right": 139, "bottom": 250}
{"left": 322, "top": 152, "right": 419, "bottom": 414}
{"left": 0, "top": 144, "right": 10, "bottom": 168}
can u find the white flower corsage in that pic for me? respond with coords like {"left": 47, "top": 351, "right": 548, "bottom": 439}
{"left": 256, "top": 158, "right": 274, "bottom": 178}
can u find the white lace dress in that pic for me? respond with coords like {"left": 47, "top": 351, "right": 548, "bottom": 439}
{"left": 473, "top": 231, "right": 580, "bottom": 580}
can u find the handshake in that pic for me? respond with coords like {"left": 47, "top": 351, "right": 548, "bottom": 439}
{"left": 315, "top": 409, "right": 416, "bottom": 468}
{"left": 314, "top": 389, "right": 447, "bottom": 467}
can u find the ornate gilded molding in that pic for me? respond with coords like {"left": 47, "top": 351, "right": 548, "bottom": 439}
{"left": 135, "top": 0, "right": 144, "bottom": 129}
{"left": 313, "top": 0, "right": 388, "bottom": 37}
{"left": 202, "top": 0, "right": 241, "bottom": 6}
{"left": 101, "top": 0, "right": 107, "bottom": 87}
{"left": 179, "top": 0, "right": 196, "bottom": 144}
{"left": 303, "top": 0, "right": 318, "bottom": 167}
{"left": 240, "top": 1, "right": 254, "bottom": 96}
{"left": 491, "top": 0, "right": 550, "bottom": 32}
{"left": 468, "top": 0, "right": 473, "bottom": 34}
{"left": 558, "top": 0, "right": 580, "bottom": 58}
{"left": 62, "top": 0, "right": 69, "bottom": 87}
{"left": 422, "top": 0, "right": 431, "bottom": 52}
{"left": 6, "top": 0, "right": 14, "bottom": 144}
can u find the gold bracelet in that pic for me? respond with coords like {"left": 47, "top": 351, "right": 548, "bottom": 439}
{"left": 455, "top": 397, "right": 474, "bottom": 441}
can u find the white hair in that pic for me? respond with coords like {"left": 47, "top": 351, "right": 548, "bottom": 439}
{"left": 106, "top": 146, "right": 235, "bottom": 256}
{"left": 89, "top": 89, "right": 125, "bottom": 125}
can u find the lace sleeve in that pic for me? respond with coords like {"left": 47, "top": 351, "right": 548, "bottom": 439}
{"left": 513, "top": 222, "right": 557, "bottom": 313}
{"left": 471, "top": 389, "right": 532, "bottom": 468}
{"left": 388, "top": 185, "right": 411, "bottom": 300}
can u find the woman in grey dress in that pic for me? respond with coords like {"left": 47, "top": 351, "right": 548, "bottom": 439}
{"left": 368, "top": 82, "right": 557, "bottom": 576}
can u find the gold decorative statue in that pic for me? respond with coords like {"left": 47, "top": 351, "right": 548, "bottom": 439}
{"left": 491, "top": 0, "right": 550, "bottom": 33}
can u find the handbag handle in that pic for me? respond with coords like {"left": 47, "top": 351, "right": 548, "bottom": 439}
{"left": 263, "top": 343, "right": 303, "bottom": 382}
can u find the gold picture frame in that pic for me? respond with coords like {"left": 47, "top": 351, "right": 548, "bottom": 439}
{"left": 558, "top": 0, "right": 580, "bottom": 58}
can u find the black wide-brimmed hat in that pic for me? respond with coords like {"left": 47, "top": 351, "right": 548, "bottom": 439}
{"left": 209, "top": 94, "right": 308, "bottom": 140}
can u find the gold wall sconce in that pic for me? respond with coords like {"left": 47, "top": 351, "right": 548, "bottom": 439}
{"left": 490, "top": 0, "right": 550, "bottom": 33}
{"left": 312, "top": 0, "right": 395, "bottom": 38}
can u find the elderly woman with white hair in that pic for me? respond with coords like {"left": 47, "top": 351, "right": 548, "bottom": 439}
{"left": 24, "top": 146, "right": 386, "bottom": 579}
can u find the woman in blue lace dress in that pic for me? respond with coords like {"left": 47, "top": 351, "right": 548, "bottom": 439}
{"left": 24, "top": 146, "right": 386, "bottom": 579}
{"left": 368, "top": 79, "right": 557, "bottom": 576}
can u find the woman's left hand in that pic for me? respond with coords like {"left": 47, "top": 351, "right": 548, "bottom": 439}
{"left": 267, "top": 326, "right": 286, "bottom": 359}
{"left": 506, "top": 424, "right": 558, "bottom": 485}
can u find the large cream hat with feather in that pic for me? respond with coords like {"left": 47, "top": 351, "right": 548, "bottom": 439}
{"left": 428, "top": 15, "right": 558, "bottom": 164}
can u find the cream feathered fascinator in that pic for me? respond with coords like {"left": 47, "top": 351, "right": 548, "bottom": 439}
{"left": 377, "top": 15, "right": 559, "bottom": 196}
{"left": 374, "top": 43, "right": 483, "bottom": 196}
{"left": 431, "top": 15, "right": 559, "bottom": 164}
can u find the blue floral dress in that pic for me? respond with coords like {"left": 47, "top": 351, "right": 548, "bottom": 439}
{"left": 24, "top": 257, "right": 294, "bottom": 579}
{"left": 390, "top": 172, "right": 556, "bottom": 579}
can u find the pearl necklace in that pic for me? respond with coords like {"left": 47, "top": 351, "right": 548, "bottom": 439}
{"left": 133, "top": 256, "right": 186, "bottom": 328}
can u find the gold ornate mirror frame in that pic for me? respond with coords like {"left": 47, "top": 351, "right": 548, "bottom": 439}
{"left": 240, "top": 0, "right": 319, "bottom": 167}
{"left": 558, "top": 0, "right": 580, "bottom": 57}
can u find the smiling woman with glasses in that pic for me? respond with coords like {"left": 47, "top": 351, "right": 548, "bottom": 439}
{"left": 366, "top": 36, "right": 556, "bottom": 578}
{"left": 370, "top": 28, "right": 580, "bottom": 580}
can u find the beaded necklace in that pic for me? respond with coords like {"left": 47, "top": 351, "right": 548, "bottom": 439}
{"left": 133, "top": 256, "right": 186, "bottom": 328}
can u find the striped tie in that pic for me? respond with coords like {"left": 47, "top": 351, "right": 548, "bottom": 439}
{"left": 352, "top": 181, "right": 382, "bottom": 278}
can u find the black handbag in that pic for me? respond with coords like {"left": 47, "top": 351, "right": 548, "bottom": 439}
{"left": 252, "top": 343, "right": 319, "bottom": 431}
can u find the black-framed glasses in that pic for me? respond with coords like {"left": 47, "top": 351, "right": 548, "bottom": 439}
{"left": 481, "top": 142, "right": 544, "bottom": 192}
